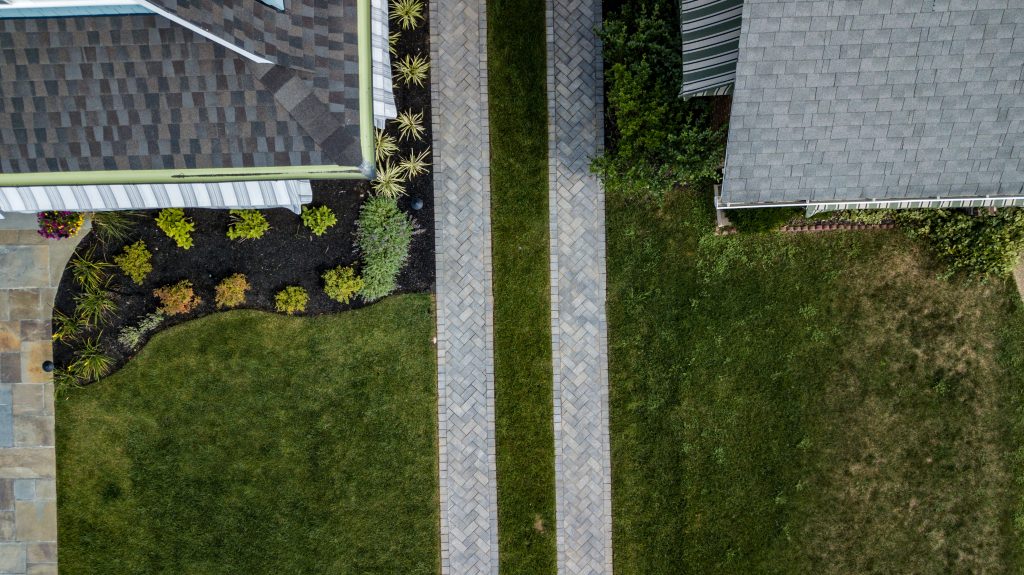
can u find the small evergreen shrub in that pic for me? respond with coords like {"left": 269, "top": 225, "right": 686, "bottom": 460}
{"left": 323, "top": 266, "right": 364, "bottom": 305}
{"left": 728, "top": 207, "right": 803, "bottom": 233}
{"left": 37, "top": 211, "right": 84, "bottom": 239}
{"left": 215, "top": 274, "right": 251, "bottom": 309}
{"left": 356, "top": 196, "right": 415, "bottom": 300}
{"left": 226, "top": 210, "right": 270, "bottom": 240}
{"left": 155, "top": 208, "right": 196, "bottom": 249}
{"left": 275, "top": 286, "right": 309, "bottom": 314}
{"left": 117, "top": 312, "right": 165, "bottom": 351}
{"left": 153, "top": 280, "right": 201, "bottom": 315}
{"left": 301, "top": 205, "right": 337, "bottom": 236}
{"left": 114, "top": 240, "right": 153, "bottom": 285}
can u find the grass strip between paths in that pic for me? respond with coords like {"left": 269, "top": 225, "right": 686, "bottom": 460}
{"left": 487, "top": 0, "right": 558, "bottom": 571}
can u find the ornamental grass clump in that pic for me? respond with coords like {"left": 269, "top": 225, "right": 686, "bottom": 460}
{"left": 117, "top": 312, "right": 165, "bottom": 352}
{"left": 52, "top": 309, "right": 82, "bottom": 344}
{"left": 114, "top": 240, "right": 153, "bottom": 285}
{"left": 394, "top": 110, "right": 425, "bottom": 142}
{"left": 155, "top": 208, "right": 196, "bottom": 249}
{"left": 70, "top": 247, "right": 111, "bottom": 292}
{"left": 74, "top": 286, "right": 116, "bottom": 329}
{"left": 37, "top": 211, "right": 84, "bottom": 240}
{"left": 323, "top": 266, "right": 364, "bottom": 305}
{"left": 153, "top": 280, "right": 201, "bottom": 315}
{"left": 69, "top": 337, "right": 112, "bottom": 383}
{"left": 90, "top": 211, "right": 138, "bottom": 243}
{"left": 355, "top": 196, "right": 415, "bottom": 300}
{"left": 399, "top": 148, "right": 431, "bottom": 179}
{"left": 215, "top": 273, "right": 251, "bottom": 309}
{"left": 375, "top": 129, "right": 399, "bottom": 165}
{"left": 301, "top": 205, "right": 338, "bottom": 236}
{"left": 389, "top": 0, "right": 424, "bottom": 29}
{"left": 372, "top": 162, "right": 407, "bottom": 199}
{"left": 275, "top": 286, "right": 309, "bottom": 314}
{"left": 226, "top": 210, "right": 270, "bottom": 240}
{"left": 395, "top": 54, "right": 430, "bottom": 88}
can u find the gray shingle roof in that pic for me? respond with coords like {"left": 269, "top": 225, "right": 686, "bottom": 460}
{"left": 0, "top": 0, "right": 364, "bottom": 176}
{"left": 720, "top": 0, "right": 1024, "bottom": 207}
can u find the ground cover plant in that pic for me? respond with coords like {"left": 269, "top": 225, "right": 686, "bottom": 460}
{"left": 605, "top": 182, "right": 1024, "bottom": 574}
{"left": 487, "top": 0, "right": 558, "bottom": 568}
{"left": 56, "top": 296, "right": 440, "bottom": 574}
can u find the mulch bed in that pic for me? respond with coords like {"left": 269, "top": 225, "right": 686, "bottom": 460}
{"left": 53, "top": 15, "right": 435, "bottom": 375}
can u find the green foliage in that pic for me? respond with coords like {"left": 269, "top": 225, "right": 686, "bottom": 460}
{"left": 226, "top": 210, "right": 270, "bottom": 241}
{"left": 894, "top": 208, "right": 1024, "bottom": 278}
{"left": 274, "top": 286, "right": 309, "bottom": 314}
{"left": 53, "top": 367, "right": 80, "bottom": 399}
{"left": 90, "top": 211, "right": 139, "bottom": 243}
{"left": 375, "top": 128, "right": 399, "bottom": 165}
{"left": 70, "top": 247, "right": 112, "bottom": 292}
{"left": 356, "top": 196, "right": 415, "bottom": 300}
{"left": 301, "top": 205, "right": 338, "bottom": 236}
{"left": 114, "top": 240, "right": 153, "bottom": 285}
{"left": 155, "top": 208, "right": 195, "bottom": 250}
{"left": 389, "top": 31, "right": 400, "bottom": 57}
{"left": 69, "top": 336, "right": 113, "bottom": 383}
{"left": 821, "top": 209, "right": 897, "bottom": 225}
{"left": 395, "top": 54, "right": 430, "bottom": 88}
{"left": 399, "top": 148, "right": 431, "bottom": 179}
{"left": 728, "top": 207, "right": 803, "bottom": 233}
{"left": 153, "top": 280, "right": 201, "bottom": 315}
{"left": 394, "top": 109, "right": 425, "bottom": 141}
{"left": 215, "top": 273, "right": 251, "bottom": 309}
{"left": 116, "top": 312, "right": 165, "bottom": 352}
{"left": 596, "top": 0, "right": 725, "bottom": 199}
{"left": 389, "top": 0, "right": 424, "bottom": 30}
{"left": 74, "top": 287, "right": 116, "bottom": 328}
{"left": 52, "top": 309, "right": 83, "bottom": 344}
{"left": 372, "top": 162, "right": 407, "bottom": 199}
{"left": 323, "top": 266, "right": 365, "bottom": 305}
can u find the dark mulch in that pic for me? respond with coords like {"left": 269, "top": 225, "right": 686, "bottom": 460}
{"left": 54, "top": 18, "right": 435, "bottom": 375}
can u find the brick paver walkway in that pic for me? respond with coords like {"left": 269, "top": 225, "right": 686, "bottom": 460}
{"left": 546, "top": 0, "right": 613, "bottom": 570}
{"left": 428, "top": 0, "right": 499, "bottom": 571}
{"left": 0, "top": 217, "right": 84, "bottom": 575}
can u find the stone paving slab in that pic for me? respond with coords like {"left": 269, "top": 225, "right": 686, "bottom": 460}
{"left": 0, "top": 223, "right": 84, "bottom": 575}
{"left": 546, "top": 0, "right": 613, "bottom": 570}
{"left": 428, "top": 0, "right": 499, "bottom": 570}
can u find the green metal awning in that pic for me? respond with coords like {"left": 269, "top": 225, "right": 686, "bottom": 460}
{"left": 679, "top": 0, "right": 742, "bottom": 99}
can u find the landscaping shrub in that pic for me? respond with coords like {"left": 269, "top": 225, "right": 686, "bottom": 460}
{"left": 372, "top": 163, "right": 407, "bottom": 199}
{"left": 274, "top": 286, "right": 309, "bottom": 314}
{"left": 69, "top": 248, "right": 111, "bottom": 292}
{"left": 117, "top": 312, "right": 165, "bottom": 352}
{"left": 37, "top": 211, "right": 84, "bottom": 239}
{"left": 114, "top": 240, "right": 153, "bottom": 285}
{"left": 894, "top": 208, "right": 1024, "bottom": 278}
{"left": 68, "top": 337, "right": 112, "bottom": 383}
{"left": 74, "top": 288, "right": 116, "bottom": 328}
{"left": 323, "top": 266, "right": 365, "bottom": 305}
{"left": 728, "top": 207, "right": 803, "bottom": 233}
{"left": 395, "top": 54, "right": 430, "bottom": 87}
{"left": 215, "top": 273, "right": 251, "bottom": 309}
{"left": 153, "top": 280, "right": 201, "bottom": 315}
{"left": 90, "top": 211, "right": 138, "bottom": 243}
{"left": 395, "top": 109, "right": 426, "bottom": 141}
{"left": 226, "top": 210, "right": 270, "bottom": 240}
{"left": 301, "top": 205, "right": 338, "bottom": 236}
{"left": 390, "top": 0, "right": 424, "bottom": 29}
{"left": 155, "top": 208, "right": 196, "bottom": 249}
{"left": 356, "top": 196, "right": 415, "bottom": 300}
{"left": 52, "top": 310, "right": 81, "bottom": 344}
{"left": 400, "top": 148, "right": 431, "bottom": 179}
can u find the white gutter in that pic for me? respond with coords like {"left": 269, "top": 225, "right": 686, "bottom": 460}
{"left": 716, "top": 195, "right": 1024, "bottom": 210}
{"left": 0, "top": 0, "right": 272, "bottom": 64}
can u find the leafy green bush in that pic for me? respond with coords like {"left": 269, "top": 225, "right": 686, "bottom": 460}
{"left": 117, "top": 312, "right": 165, "bottom": 351}
{"left": 153, "top": 280, "right": 201, "bottom": 315}
{"left": 215, "top": 273, "right": 251, "bottom": 309}
{"left": 155, "top": 208, "right": 195, "bottom": 249}
{"left": 301, "top": 205, "right": 338, "bottom": 236}
{"left": 728, "top": 207, "right": 803, "bottom": 233}
{"left": 356, "top": 196, "right": 415, "bottom": 300}
{"left": 275, "top": 286, "right": 309, "bottom": 314}
{"left": 820, "top": 209, "right": 897, "bottom": 225}
{"left": 114, "top": 240, "right": 153, "bottom": 285}
{"left": 894, "top": 208, "right": 1024, "bottom": 278}
{"left": 323, "top": 266, "right": 365, "bottom": 305}
{"left": 226, "top": 210, "right": 270, "bottom": 240}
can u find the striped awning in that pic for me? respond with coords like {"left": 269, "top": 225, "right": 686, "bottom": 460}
{"left": 679, "top": 0, "right": 743, "bottom": 99}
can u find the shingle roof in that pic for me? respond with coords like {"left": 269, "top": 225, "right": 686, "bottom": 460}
{"left": 720, "top": 0, "right": 1024, "bottom": 207}
{"left": 0, "top": 0, "right": 365, "bottom": 176}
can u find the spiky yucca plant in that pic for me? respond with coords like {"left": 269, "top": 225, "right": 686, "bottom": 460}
{"left": 399, "top": 148, "right": 432, "bottom": 179}
{"left": 394, "top": 110, "right": 425, "bottom": 142}
{"left": 69, "top": 337, "right": 112, "bottom": 383}
{"left": 372, "top": 162, "right": 407, "bottom": 199}
{"left": 389, "top": 31, "right": 401, "bottom": 57}
{"left": 394, "top": 54, "right": 430, "bottom": 88}
{"left": 389, "top": 0, "right": 424, "bottom": 30}
{"left": 375, "top": 129, "right": 399, "bottom": 165}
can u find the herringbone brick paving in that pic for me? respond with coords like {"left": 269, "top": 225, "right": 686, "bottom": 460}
{"left": 546, "top": 0, "right": 613, "bottom": 571}
{"left": 428, "top": 0, "right": 499, "bottom": 570}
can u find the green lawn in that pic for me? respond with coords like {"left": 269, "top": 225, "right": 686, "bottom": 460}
{"left": 486, "top": 0, "right": 558, "bottom": 570}
{"left": 607, "top": 185, "right": 1024, "bottom": 574}
{"left": 56, "top": 295, "right": 439, "bottom": 574}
